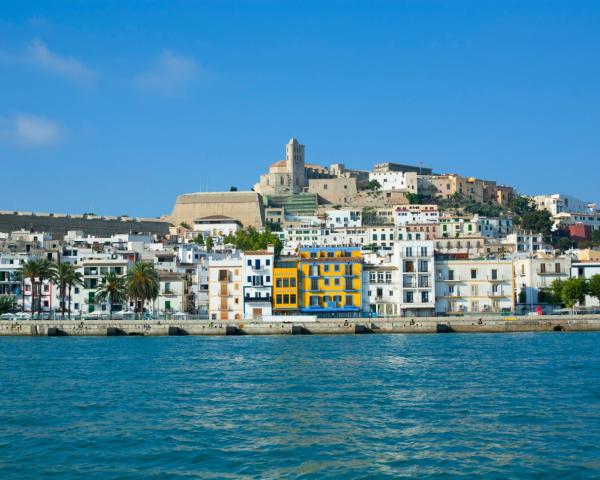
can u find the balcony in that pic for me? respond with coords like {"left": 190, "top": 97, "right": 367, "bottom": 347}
{"left": 536, "top": 270, "right": 567, "bottom": 276}
{"left": 245, "top": 296, "right": 271, "bottom": 303}
{"left": 487, "top": 291, "right": 508, "bottom": 298}
{"left": 487, "top": 275, "right": 506, "bottom": 282}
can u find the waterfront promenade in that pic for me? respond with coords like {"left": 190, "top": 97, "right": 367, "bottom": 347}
{"left": 1, "top": 315, "right": 600, "bottom": 336}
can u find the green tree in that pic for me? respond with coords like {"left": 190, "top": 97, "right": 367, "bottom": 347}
{"left": 561, "top": 278, "right": 589, "bottom": 311}
{"left": 0, "top": 296, "right": 16, "bottom": 314}
{"left": 50, "top": 262, "right": 76, "bottom": 318}
{"left": 592, "top": 230, "right": 600, "bottom": 243}
{"left": 365, "top": 179, "right": 382, "bottom": 191}
{"left": 510, "top": 195, "right": 534, "bottom": 216}
{"left": 205, "top": 236, "right": 214, "bottom": 252}
{"left": 557, "top": 237, "right": 573, "bottom": 252}
{"left": 192, "top": 234, "right": 205, "bottom": 245}
{"left": 20, "top": 258, "right": 52, "bottom": 318}
{"left": 229, "top": 186, "right": 238, "bottom": 191}
{"left": 518, "top": 210, "right": 553, "bottom": 238}
{"left": 95, "top": 272, "right": 127, "bottom": 319}
{"left": 223, "top": 227, "right": 282, "bottom": 254}
{"left": 551, "top": 279, "right": 565, "bottom": 305}
{"left": 589, "top": 274, "right": 600, "bottom": 305}
{"left": 180, "top": 222, "right": 191, "bottom": 229}
{"left": 126, "top": 262, "right": 159, "bottom": 316}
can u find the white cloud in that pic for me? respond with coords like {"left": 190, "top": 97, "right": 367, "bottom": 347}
{"left": 0, "top": 114, "right": 62, "bottom": 147}
{"left": 135, "top": 49, "right": 200, "bottom": 96}
{"left": 27, "top": 39, "right": 95, "bottom": 84}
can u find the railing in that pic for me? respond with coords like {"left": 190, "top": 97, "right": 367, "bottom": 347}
{"left": 244, "top": 296, "right": 271, "bottom": 303}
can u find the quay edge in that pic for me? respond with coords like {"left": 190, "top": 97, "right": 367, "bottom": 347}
{"left": 1, "top": 315, "right": 600, "bottom": 337}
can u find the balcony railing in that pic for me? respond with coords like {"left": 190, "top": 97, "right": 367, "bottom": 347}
{"left": 244, "top": 296, "right": 271, "bottom": 303}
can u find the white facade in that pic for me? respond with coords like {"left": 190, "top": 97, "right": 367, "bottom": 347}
{"left": 514, "top": 257, "right": 571, "bottom": 312}
{"left": 534, "top": 194, "right": 594, "bottom": 216}
{"left": 504, "top": 231, "right": 547, "bottom": 255}
{"left": 193, "top": 216, "right": 242, "bottom": 238}
{"left": 158, "top": 272, "right": 187, "bottom": 313}
{"left": 364, "top": 265, "right": 400, "bottom": 317}
{"left": 242, "top": 248, "right": 274, "bottom": 319}
{"left": 553, "top": 212, "right": 600, "bottom": 232}
{"left": 369, "top": 171, "right": 417, "bottom": 192}
{"left": 435, "top": 260, "right": 514, "bottom": 314}
{"left": 326, "top": 209, "right": 362, "bottom": 228}
{"left": 394, "top": 205, "right": 439, "bottom": 227}
{"left": 571, "top": 262, "right": 600, "bottom": 308}
{"left": 208, "top": 257, "right": 243, "bottom": 320}
{"left": 395, "top": 240, "right": 435, "bottom": 316}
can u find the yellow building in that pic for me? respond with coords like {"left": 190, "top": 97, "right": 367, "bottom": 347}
{"left": 273, "top": 256, "right": 299, "bottom": 313}
{"left": 298, "top": 247, "right": 362, "bottom": 317}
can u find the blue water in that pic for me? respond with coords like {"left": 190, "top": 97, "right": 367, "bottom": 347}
{"left": 1, "top": 333, "right": 600, "bottom": 479}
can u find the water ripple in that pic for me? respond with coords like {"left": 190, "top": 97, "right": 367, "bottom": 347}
{"left": 1, "top": 333, "right": 599, "bottom": 479}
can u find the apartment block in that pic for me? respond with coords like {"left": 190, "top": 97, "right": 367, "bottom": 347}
{"left": 298, "top": 247, "right": 362, "bottom": 317}
{"left": 208, "top": 257, "right": 243, "bottom": 320}
{"left": 242, "top": 247, "right": 274, "bottom": 320}
{"left": 435, "top": 259, "right": 514, "bottom": 314}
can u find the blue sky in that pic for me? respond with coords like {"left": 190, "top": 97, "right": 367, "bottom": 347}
{"left": 1, "top": 0, "right": 599, "bottom": 217}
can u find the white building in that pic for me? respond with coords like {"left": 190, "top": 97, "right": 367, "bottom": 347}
{"left": 571, "top": 262, "right": 600, "bottom": 308}
{"left": 364, "top": 264, "right": 400, "bottom": 317}
{"left": 435, "top": 259, "right": 514, "bottom": 314}
{"left": 80, "top": 258, "right": 130, "bottom": 315}
{"left": 242, "top": 247, "right": 274, "bottom": 319}
{"left": 553, "top": 212, "right": 600, "bottom": 232}
{"left": 193, "top": 215, "right": 242, "bottom": 238}
{"left": 514, "top": 256, "right": 571, "bottom": 313}
{"left": 534, "top": 194, "right": 594, "bottom": 216}
{"left": 368, "top": 171, "right": 418, "bottom": 192}
{"left": 503, "top": 231, "right": 547, "bottom": 255}
{"left": 158, "top": 271, "right": 187, "bottom": 314}
{"left": 326, "top": 209, "right": 362, "bottom": 229}
{"left": 394, "top": 205, "right": 439, "bottom": 227}
{"left": 395, "top": 240, "right": 435, "bottom": 316}
{"left": 208, "top": 256, "right": 243, "bottom": 321}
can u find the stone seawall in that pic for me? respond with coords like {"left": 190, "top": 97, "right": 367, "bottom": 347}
{"left": 2, "top": 315, "right": 600, "bottom": 337}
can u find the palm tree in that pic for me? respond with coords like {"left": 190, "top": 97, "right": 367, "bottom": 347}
{"left": 51, "top": 262, "right": 73, "bottom": 319}
{"left": 95, "top": 272, "right": 127, "bottom": 319}
{"left": 66, "top": 269, "right": 83, "bottom": 319}
{"left": 126, "top": 262, "right": 159, "bottom": 318}
{"left": 20, "top": 259, "right": 52, "bottom": 318}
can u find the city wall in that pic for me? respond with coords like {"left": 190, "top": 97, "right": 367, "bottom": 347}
{"left": 1, "top": 315, "right": 600, "bottom": 336}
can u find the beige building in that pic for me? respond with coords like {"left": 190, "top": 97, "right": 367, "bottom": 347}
{"left": 254, "top": 138, "right": 307, "bottom": 195}
{"left": 169, "top": 191, "right": 264, "bottom": 230}
{"left": 208, "top": 257, "right": 243, "bottom": 320}
{"left": 307, "top": 177, "right": 358, "bottom": 205}
{"left": 420, "top": 174, "right": 514, "bottom": 206}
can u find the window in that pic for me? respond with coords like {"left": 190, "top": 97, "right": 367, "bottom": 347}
{"left": 266, "top": 259, "right": 271, "bottom": 266}
{"left": 247, "top": 276, "right": 252, "bottom": 283}
{"left": 290, "top": 294, "right": 296, "bottom": 304}
{"left": 283, "top": 278, "right": 289, "bottom": 288}
{"left": 323, "top": 265, "right": 330, "bottom": 272}
{"left": 405, "top": 291, "right": 414, "bottom": 303}
{"left": 276, "top": 294, "right": 282, "bottom": 304}
{"left": 334, "top": 264, "right": 340, "bottom": 272}
{"left": 283, "top": 294, "right": 289, "bottom": 304}
{"left": 276, "top": 278, "right": 282, "bottom": 288}
{"left": 265, "top": 276, "right": 270, "bottom": 283}
{"left": 323, "top": 278, "right": 330, "bottom": 286}
{"left": 345, "top": 295, "right": 354, "bottom": 306}
{"left": 334, "top": 278, "right": 341, "bottom": 286}
{"left": 290, "top": 278, "right": 296, "bottom": 287}
{"left": 421, "top": 291, "right": 429, "bottom": 303}
{"left": 470, "top": 269, "right": 477, "bottom": 279}
{"left": 247, "top": 259, "right": 252, "bottom": 266}
{"left": 491, "top": 269, "right": 498, "bottom": 280}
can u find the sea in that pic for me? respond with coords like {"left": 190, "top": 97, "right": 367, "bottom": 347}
{"left": 1, "top": 332, "right": 599, "bottom": 479}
